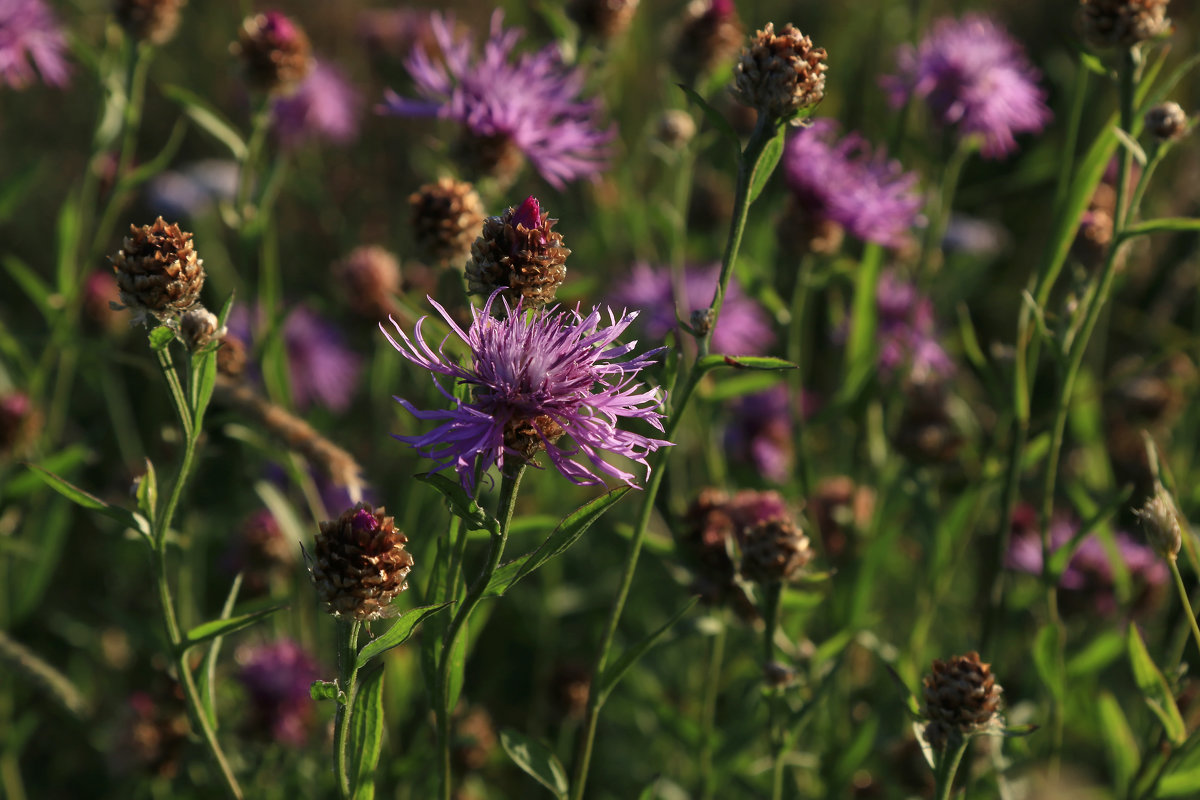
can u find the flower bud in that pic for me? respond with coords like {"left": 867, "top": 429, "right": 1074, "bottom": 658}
{"left": 738, "top": 515, "right": 812, "bottom": 583}
{"left": 309, "top": 504, "right": 414, "bottom": 621}
{"left": 409, "top": 178, "right": 486, "bottom": 269}
{"left": 1079, "top": 0, "right": 1171, "bottom": 49}
{"left": 1145, "top": 101, "right": 1188, "bottom": 142}
{"left": 1135, "top": 482, "right": 1183, "bottom": 559}
{"left": 180, "top": 306, "right": 221, "bottom": 351}
{"left": 0, "top": 392, "right": 41, "bottom": 460}
{"left": 110, "top": 217, "right": 205, "bottom": 322}
{"left": 733, "top": 23, "right": 827, "bottom": 125}
{"left": 671, "top": 0, "right": 744, "bottom": 86}
{"left": 568, "top": 0, "right": 640, "bottom": 42}
{"left": 115, "top": 0, "right": 186, "bottom": 46}
{"left": 234, "top": 11, "right": 311, "bottom": 94}
{"left": 466, "top": 196, "right": 570, "bottom": 308}
{"left": 921, "top": 651, "right": 1003, "bottom": 751}
{"left": 654, "top": 109, "right": 697, "bottom": 151}
{"left": 334, "top": 245, "right": 401, "bottom": 320}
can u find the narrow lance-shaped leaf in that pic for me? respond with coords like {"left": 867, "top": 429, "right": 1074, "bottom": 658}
{"left": 597, "top": 597, "right": 699, "bottom": 706}
{"left": 183, "top": 604, "right": 287, "bottom": 651}
{"left": 355, "top": 603, "right": 452, "bottom": 671}
{"left": 695, "top": 354, "right": 799, "bottom": 374}
{"left": 349, "top": 665, "right": 386, "bottom": 800}
{"left": 25, "top": 464, "right": 151, "bottom": 539}
{"left": 499, "top": 729, "right": 569, "bottom": 800}
{"left": 678, "top": 84, "right": 740, "bottom": 152}
{"left": 416, "top": 473, "right": 500, "bottom": 535}
{"left": 747, "top": 129, "right": 785, "bottom": 203}
{"left": 1127, "top": 622, "right": 1186, "bottom": 745}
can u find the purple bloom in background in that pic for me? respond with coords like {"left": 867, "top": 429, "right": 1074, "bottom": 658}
{"left": 783, "top": 119, "right": 922, "bottom": 249}
{"left": 283, "top": 306, "right": 362, "bottom": 412}
{"left": 610, "top": 263, "right": 776, "bottom": 355}
{"left": 145, "top": 160, "right": 240, "bottom": 220}
{"left": 381, "top": 290, "right": 671, "bottom": 494}
{"left": 1006, "top": 505, "right": 1167, "bottom": 616}
{"left": 882, "top": 14, "right": 1051, "bottom": 159}
{"left": 235, "top": 639, "right": 320, "bottom": 746}
{"left": 724, "top": 386, "right": 795, "bottom": 483}
{"left": 0, "top": 0, "right": 69, "bottom": 89}
{"left": 875, "top": 270, "right": 953, "bottom": 381}
{"left": 271, "top": 59, "right": 363, "bottom": 150}
{"left": 379, "top": 10, "right": 613, "bottom": 188}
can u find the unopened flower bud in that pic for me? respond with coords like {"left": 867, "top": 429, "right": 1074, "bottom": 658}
{"left": 410, "top": 178, "right": 486, "bottom": 269}
{"left": 921, "top": 652, "right": 1003, "bottom": 751}
{"left": 180, "top": 306, "right": 221, "bottom": 350}
{"left": 466, "top": 196, "right": 570, "bottom": 308}
{"left": 110, "top": 217, "right": 205, "bottom": 322}
{"left": 671, "top": 0, "right": 744, "bottom": 85}
{"left": 309, "top": 504, "right": 414, "bottom": 621}
{"left": 216, "top": 333, "right": 247, "bottom": 378}
{"left": 334, "top": 245, "right": 400, "bottom": 320}
{"left": 234, "top": 11, "right": 311, "bottom": 94}
{"left": 654, "top": 109, "right": 697, "bottom": 151}
{"left": 764, "top": 661, "right": 797, "bottom": 688}
{"left": 733, "top": 23, "right": 827, "bottom": 125}
{"left": 115, "top": 0, "right": 186, "bottom": 46}
{"left": 568, "top": 0, "right": 640, "bottom": 42}
{"left": 738, "top": 515, "right": 812, "bottom": 583}
{"left": 0, "top": 392, "right": 41, "bottom": 459}
{"left": 1079, "top": 0, "right": 1171, "bottom": 49}
{"left": 1145, "top": 101, "right": 1188, "bottom": 142}
{"left": 689, "top": 308, "right": 714, "bottom": 337}
{"left": 1135, "top": 482, "right": 1183, "bottom": 559}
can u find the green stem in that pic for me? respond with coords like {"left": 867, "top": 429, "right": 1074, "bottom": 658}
{"left": 762, "top": 581, "right": 785, "bottom": 800}
{"left": 1169, "top": 559, "right": 1200, "bottom": 663}
{"left": 436, "top": 467, "right": 526, "bottom": 800}
{"left": 934, "top": 740, "right": 969, "bottom": 800}
{"left": 333, "top": 620, "right": 362, "bottom": 799}
{"left": 236, "top": 102, "right": 273, "bottom": 228}
{"left": 697, "top": 617, "right": 727, "bottom": 800}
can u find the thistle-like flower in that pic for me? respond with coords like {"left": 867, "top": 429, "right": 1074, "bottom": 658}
{"left": 466, "top": 196, "right": 569, "bottom": 309}
{"left": 883, "top": 14, "right": 1051, "bottom": 159}
{"left": 732, "top": 22, "right": 827, "bottom": 125}
{"left": 381, "top": 290, "right": 671, "bottom": 494}
{"left": 0, "top": 0, "right": 70, "bottom": 89}
{"left": 1079, "top": 0, "right": 1171, "bottom": 49}
{"left": 379, "top": 10, "right": 613, "bottom": 188}
{"left": 411, "top": 178, "right": 486, "bottom": 269}
{"left": 309, "top": 504, "right": 414, "bottom": 621}
{"left": 110, "top": 217, "right": 205, "bottom": 322}
{"left": 234, "top": 10, "right": 311, "bottom": 94}
{"left": 115, "top": 0, "right": 186, "bottom": 46}
{"left": 921, "top": 652, "right": 1003, "bottom": 751}
{"left": 783, "top": 119, "right": 923, "bottom": 249}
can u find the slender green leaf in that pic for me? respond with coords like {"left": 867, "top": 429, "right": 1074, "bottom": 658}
{"left": 1121, "top": 217, "right": 1200, "bottom": 238}
{"left": 840, "top": 244, "right": 883, "bottom": 401}
{"left": 191, "top": 346, "right": 219, "bottom": 429}
{"left": 695, "top": 354, "right": 798, "bottom": 373}
{"left": 1, "top": 444, "right": 88, "bottom": 500}
{"left": 136, "top": 458, "right": 158, "bottom": 528}
{"left": 162, "top": 85, "right": 248, "bottom": 159}
{"left": 485, "top": 488, "right": 631, "bottom": 597}
{"left": 25, "top": 463, "right": 150, "bottom": 537}
{"left": 678, "top": 84, "right": 739, "bottom": 151}
{"left": 349, "top": 666, "right": 385, "bottom": 800}
{"left": 1047, "top": 485, "right": 1131, "bottom": 578}
{"left": 446, "top": 620, "right": 468, "bottom": 711}
{"left": 311, "top": 680, "right": 341, "bottom": 702}
{"left": 748, "top": 131, "right": 785, "bottom": 203}
{"left": 1096, "top": 691, "right": 1139, "bottom": 795}
{"left": 198, "top": 573, "right": 242, "bottom": 729}
{"left": 355, "top": 603, "right": 451, "bottom": 670}
{"left": 148, "top": 326, "right": 174, "bottom": 351}
{"left": 597, "top": 597, "right": 698, "bottom": 706}
{"left": 1113, "top": 126, "right": 1148, "bottom": 166}
{"left": 1159, "top": 764, "right": 1200, "bottom": 798}
{"left": 55, "top": 193, "right": 80, "bottom": 296}
{"left": 183, "top": 604, "right": 287, "bottom": 650}
{"left": 1127, "top": 622, "right": 1186, "bottom": 745}
{"left": 499, "top": 729, "right": 569, "bottom": 800}
{"left": 1033, "top": 624, "right": 1064, "bottom": 703}
{"left": 2, "top": 257, "right": 54, "bottom": 319}
{"left": 1066, "top": 630, "right": 1125, "bottom": 677}
{"left": 0, "top": 160, "right": 44, "bottom": 222}
{"left": 416, "top": 473, "right": 499, "bottom": 535}
{"left": 122, "top": 118, "right": 189, "bottom": 189}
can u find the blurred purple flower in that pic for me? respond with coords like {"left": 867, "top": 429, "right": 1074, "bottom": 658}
{"left": 783, "top": 119, "right": 922, "bottom": 249}
{"left": 271, "top": 59, "right": 363, "bottom": 149}
{"left": 610, "top": 263, "right": 775, "bottom": 355}
{"left": 381, "top": 290, "right": 671, "bottom": 494}
{"left": 236, "top": 639, "right": 320, "bottom": 746}
{"left": 283, "top": 306, "right": 362, "bottom": 412}
{"left": 0, "top": 0, "right": 69, "bottom": 89}
{"left": 724, "top": 386, "right": 796, "bottom": 483}
{"left": 882, "top": 14, "right": 1051, "bottom": 159}
{"left": 1006, "top": 505, "right": 1167, "bottom": 616}
{"left": 378, "top": 10, "right": 613, "bottom": 188}
{"left": 875, "top": 270, "right": 953, "bottom": 381}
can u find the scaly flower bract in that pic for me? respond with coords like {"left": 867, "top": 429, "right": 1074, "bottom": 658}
{"left": 882, "top": 14, "right": 1051, "bottom": 159}
{"left": 382, "top": 291, "right": 671, "bottom": 494}
{"left": 0, "top": 0, "right": 68, "bottom": 90}
{"left": 378, "top": 10, "right": 613, "bottom": 188}
{"left": 783, "top": 119, "right": 922, "bottom": 249}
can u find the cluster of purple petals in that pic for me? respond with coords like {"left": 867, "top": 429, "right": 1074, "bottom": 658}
{"left": 378, "top": 10, "right": 613, "bottom": 188}
{"left": 235, "top": 639, "right": 320, "bottom": 746}
{"left": 724, "top": 385, "right": 795, "bottom": 483}
{"left": 0, "top": 0, "right": 69, "bottom": 89}
{"left": 226, "top": 305, "right": 362, "bottom": 412}
{"left": 271, "top": 60, "right": 363, "bottom": 149}
{"left": 1006, "top": 506, "right": 1167, "bottom": 616}
{"left": 875, "top": 270, "right": 953, "bottom": 381}
{"left": 609, "top": 263, "right": 775, "bottom": 356}
{"left": 381, "top": 290, "right": 671, "bottom": 494}
{"left": 882, "top": 14, "right": 1051, "bottom": 159}
{"left": 783, "top": 119, "right": 922, "bottom": 249}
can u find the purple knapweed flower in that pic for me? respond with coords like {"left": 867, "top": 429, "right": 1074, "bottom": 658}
{"left": 235, "top": 639, "right": 320, "bottom": 746}
{"left": 0, "top": 0, "right": 69, "bottom": 89}
{"left": 1006, "top": 504, "right": 1167, "bottom": 616}
{"left": 724, "top": 386, "right": 798, "bottom": 483}
{"left": 610, "top": 263, "right": 776, "bottom": 355}
{"left": 381, "top": 290, "right": 671, "bottom": 494}
{"left": 783, "top": 119, "right": 922, "bottom": 249}
{"left": 882, "top": 14, "right": 1051, "bottom": 159}
{"left": 378, "top": 10, "right": 613, "bottom": 188}
{"left": 271, "top": 59, "right": 363, "bottom": 150}
{"left": 283, "top": 306, "right": 362, "bottom": 412}
{"left": 875, "top": 270, "right": 953, "bottom": 381}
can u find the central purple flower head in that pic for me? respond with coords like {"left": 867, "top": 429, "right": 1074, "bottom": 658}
{"left": 378, "top": 10, "right": 613, "bottom": 188}
{"left": 0, "top": 0, "right": 70, "bottom": 90}
{"left": 382, "top": 290, "right": 672, "bottom": 494}
{"left": 882, "top": 14, "right": 1051, "bottom": 159}
{"left": 783, "top": 120, "right": 922, "bottom": 249}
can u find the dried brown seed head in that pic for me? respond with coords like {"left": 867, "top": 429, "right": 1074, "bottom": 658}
{"left": 234, "top": 11, "right": 312, "bottom": 94}
{"left": 921, "top": 651, "right": 1003, "bottom": 751}
{"left": 334, "top": 245, "right": 401, "bottom": 320}
{"left": 410, "top": 178, "right": 486, "bottom": 269}
{"left": 738, "top": 515, "right": 812, "bottom": 583}
{"left": 733, "top": 23, "right": 827, "bottom": 124}
{"left": 110, "top": 217, "right": 205, "bottom": 322}
{"left": 115, "top": 0, "right": 187, "bottom": 45}
{"left": 309, "top": 504, "right": 413, "bottom": 621}
{"left": 569, "top": 0, "right": 640, "bottom": 41}
{"left": 1079, "top": 0, "right": 1171, "bottom": 49}
{"left": 466, "top": 196, "right": 570, "bottom": 309}
{"left": 671, "top": 0, "right": 745, "bottom": 85}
